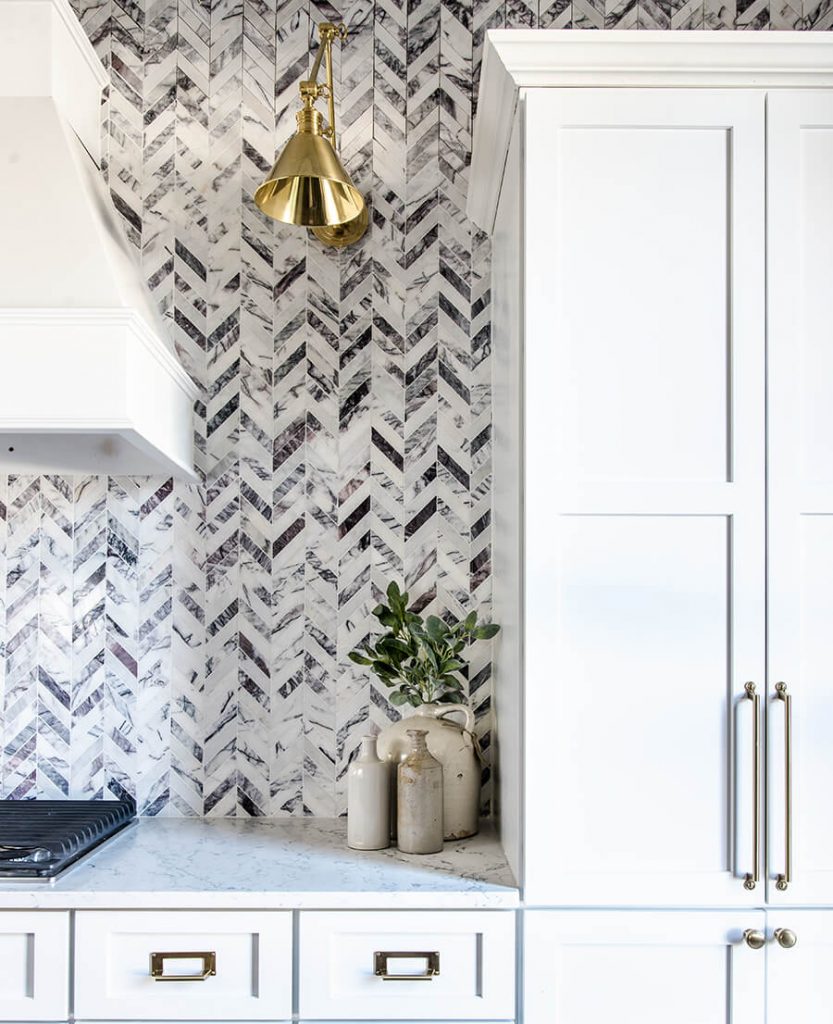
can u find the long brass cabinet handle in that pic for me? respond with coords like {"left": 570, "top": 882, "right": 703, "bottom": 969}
{"left": 775, "top": 682, "right": 792, "bottom": 891}
{"left": 743, "top": 682, "right": 761, "bottom": 891}
{"left": 374, "top": 951, "right": 440, "bottom": 981}
{"left": 150, "top": 951, "right": 217, "bottom": 982}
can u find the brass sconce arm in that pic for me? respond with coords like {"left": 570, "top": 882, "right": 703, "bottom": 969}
{"left": 300, "top": 23, "right": 347, "bottom": 148}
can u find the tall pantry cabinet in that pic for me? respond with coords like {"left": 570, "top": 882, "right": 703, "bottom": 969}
{"left": 468, "top": 31, "right": 833, "bottom": 1023}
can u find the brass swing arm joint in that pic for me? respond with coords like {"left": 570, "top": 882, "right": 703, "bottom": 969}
{"left": 300, "top": 22, "right": 348, "bottom": 147}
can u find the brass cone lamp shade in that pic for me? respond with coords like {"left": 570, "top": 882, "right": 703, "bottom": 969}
{"left": 254, "top": 24, "right": 367, "bottom": 248}
{"left": 255, "top": 127, "right": 363, "bottom": 228}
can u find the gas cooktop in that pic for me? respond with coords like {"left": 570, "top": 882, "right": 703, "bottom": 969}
{"left": 0, "top": 799, "right": 136, "bottom": 879}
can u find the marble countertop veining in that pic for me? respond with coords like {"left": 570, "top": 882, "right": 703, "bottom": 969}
{"left": 0, "top": 817, "right": 519, "bottom": 909}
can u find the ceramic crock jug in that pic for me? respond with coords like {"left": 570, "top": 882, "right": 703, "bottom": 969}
{"left": 377, "top": 703, "right": 480, "bottom": 840}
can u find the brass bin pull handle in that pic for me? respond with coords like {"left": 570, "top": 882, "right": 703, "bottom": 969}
{"left": 776, "top": 682, "right": 792, "bottom": 891}
{"left": 374, "top": 951, "right": 440, "bottom": 981}
{"left": 743, "top": 682, "right": 760, "bottom": 891}
{"left": 150, "top": 951, "right": 217, "bottom": 982}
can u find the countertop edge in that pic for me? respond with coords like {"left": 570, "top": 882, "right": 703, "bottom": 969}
{"left": 0, "top": 890, "right": 520, "bottom": 910}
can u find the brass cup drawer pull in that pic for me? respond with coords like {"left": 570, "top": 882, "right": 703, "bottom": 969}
{"left": 374, "top": 951, "right": 440, "bottom": 981}
{"left": 150, "top": 951, "right": 217, "bottom": 982}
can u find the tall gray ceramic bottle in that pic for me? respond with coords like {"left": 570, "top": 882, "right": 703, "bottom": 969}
{"left": 397, "top": 728, "right": 443, "bottom": 854}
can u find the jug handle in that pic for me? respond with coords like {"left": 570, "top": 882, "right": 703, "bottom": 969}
{"left": 435, "top": 703, "right": 476, "bottom": 734}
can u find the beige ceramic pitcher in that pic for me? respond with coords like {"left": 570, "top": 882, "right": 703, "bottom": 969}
{"left": 377, "top": 703, "right": 480, "bottom": 840}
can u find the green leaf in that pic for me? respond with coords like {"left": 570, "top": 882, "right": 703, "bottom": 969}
{"left": 407, "top": 621, "right": 427, "bottom": 640}
{"left": 425, "top": 647, "right": 441, "bottom": 672}
{"left": 348, "top": 652, "right": 373, "bottom": 666}
{"left": 407, "top": 692, "right": 423, "bottom": 707}
{"left": 475, "top": 623, "right": 500, "bottom": 640}
{"left": 378, "top": 637, "right": 411, "bottom": 655}
{"left": 372, "top": 604, "right": 386, "bottom": 618}
{"left": 438, "top": 691, "right": 464, "bottom": 703}
{"left": 442, "top": 659, "right": 466, "bottom": 673}
{"left": 425, "top": 615, "right": 446, "bottom": 641}
{"left": 442, "top": 677, "right": 464, "bottom": 690}
{"left": 386, "top": 580, "right": 402, "bottom": 605}
{"left": 390, "top": 690, "right": 409, "bottom": 706}
{"left": 464, "top": 610, "right": 478, "bottom": 631}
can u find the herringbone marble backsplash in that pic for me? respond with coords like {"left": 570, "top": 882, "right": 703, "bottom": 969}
{"left": 0, "top": 2, "right": 827, "bottom": 817}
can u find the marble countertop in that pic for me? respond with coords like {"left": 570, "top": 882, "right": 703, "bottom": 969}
{"left": 0, "top": 817, "right": 519, "bottom": 909}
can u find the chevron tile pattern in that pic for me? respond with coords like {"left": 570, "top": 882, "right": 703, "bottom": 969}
{"left": 0, "top": 1, "right": 824, "bottom": 813}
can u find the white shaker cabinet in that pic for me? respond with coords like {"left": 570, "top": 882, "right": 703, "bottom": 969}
{"left": 473, "top": 32, "right": 833, "bottom": 915}
{"left": 524, "top": 911, "right": 766, "bottom": 1024}
{"left": 516, "top": 87, "right": 766, "bottom": 908}
{"left": 767, "top": 911, "right": 833, "bottom": 1022}
{"left": 767, "top": 91, "right": 833, "bottom": 906}
{"left": 0, "top": 911, "right": 69, "bottom": 1021}
{"left": 74, "top": 910, "right": 293, "bottom": 1021}
{"left": 524, "top": 909, "right": 833, "bottom": 1024}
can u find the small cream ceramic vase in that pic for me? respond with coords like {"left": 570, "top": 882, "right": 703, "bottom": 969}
{"left": 397, "top": 729, "right": 443, "bottom": 855}
{"left": 347, "top": 735, "right": 390, "bottom": 850}
{"left": 378, "top": 703, "right": 480, "bottom": 840}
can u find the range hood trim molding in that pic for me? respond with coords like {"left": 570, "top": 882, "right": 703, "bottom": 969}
{"left": 0, "top": 307, "right": 199, "bottom": 480}
{"left": 48, "top": 0, "right": 108, "bottom": 90}
{"left": 0, "top": 308, "right": 199, "bottom": 398}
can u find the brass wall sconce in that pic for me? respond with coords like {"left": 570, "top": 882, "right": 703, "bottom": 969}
{"left": 254, "top": 22, "right": 368, "bottom": 248}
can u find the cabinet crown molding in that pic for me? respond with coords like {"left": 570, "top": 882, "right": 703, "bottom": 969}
{"left": 468, "top": 30, "right": 833, "bottom": 233}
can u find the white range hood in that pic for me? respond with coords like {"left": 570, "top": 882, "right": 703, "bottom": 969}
{"left": 0, "top": 0, "right": 197, "bottom": 479}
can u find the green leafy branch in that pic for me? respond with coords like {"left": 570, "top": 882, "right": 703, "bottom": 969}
{"left": 348, "top": 582, "right": 500, "bottom": 708}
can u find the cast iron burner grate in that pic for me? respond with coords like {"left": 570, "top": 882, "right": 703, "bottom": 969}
{"left": 0, "top": 799, "right": 135, "bottom": 878}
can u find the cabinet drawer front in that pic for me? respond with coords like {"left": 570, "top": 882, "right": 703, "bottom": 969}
{"left": 0, "top": 911, "right": 69, "bottom": 1020}
{"left": 298, "top": 911, "right": 515, "bottom": 1020}
{"left": 74, "top": 911, "right": 292, "bottom": 1020}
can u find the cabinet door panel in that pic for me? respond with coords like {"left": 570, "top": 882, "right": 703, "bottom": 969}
{"left": 522, "top": 89, "right": 765, "bottom": 906}
{"left": 524, "top": 911, "right": 765, "bottom": 1024}
{"left": 0, "top": 911, "right": 69, "bottom": 1021}
{"left": 767, "top": 91, "right": 833, "bottom": 904}
{"left": 767, "top": 912, "right": 833, "bottom": 1022}
{"left": 553, "top": 514, "right": 729, "bottom": 876}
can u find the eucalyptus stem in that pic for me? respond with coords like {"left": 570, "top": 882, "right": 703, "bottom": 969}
{"left": 348, "top": 581, "right": 500, "bottom": 708}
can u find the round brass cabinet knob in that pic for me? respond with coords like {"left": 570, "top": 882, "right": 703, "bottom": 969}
{"left": 774, "top": 928, "right": 798, "bottom": 949}
{"left": 743, "top": 929, "right": 767, "bottom": 950}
